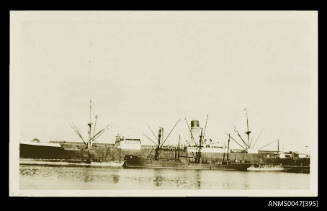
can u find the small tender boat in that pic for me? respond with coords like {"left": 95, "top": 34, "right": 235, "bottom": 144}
{"left": 247, "top": 164, "right": 284, "bottom": 172}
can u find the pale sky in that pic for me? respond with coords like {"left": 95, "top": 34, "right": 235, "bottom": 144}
{"left": 10, "top": 11, "right": 317, "bottom": 153}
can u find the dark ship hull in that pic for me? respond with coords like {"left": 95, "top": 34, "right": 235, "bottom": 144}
{"left": 20, "top": 142, "right": 68, "bottom": 159}
{"left": 123, "top": 155, "right": 251, "bottom": 171}
{"left": 263, "top": 157, "right": 310, "bottom": 173}
{"left": 20, "top": 142, "right": 91, "bottom": 162}
{"left": 282, "top": 165, "right": 310, "bottom": 173}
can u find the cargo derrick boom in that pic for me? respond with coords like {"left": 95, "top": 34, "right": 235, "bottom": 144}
{"left": 71, "top": 100, "right": 109, "bottom": 150}
{"left": 145, "top": 120, "right": 181, "bottom": 160}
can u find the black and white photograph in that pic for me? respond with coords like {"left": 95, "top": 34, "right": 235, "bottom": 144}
{"left": 9, "top": 11, "right": 318, "bottom": 197}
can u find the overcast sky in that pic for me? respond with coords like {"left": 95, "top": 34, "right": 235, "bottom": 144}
{"left": 10, "top": 11, "right": 317, "bottom": 152}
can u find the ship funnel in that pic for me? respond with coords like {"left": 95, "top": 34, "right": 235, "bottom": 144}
{"left": 191, "top": 120, "right": 200, "bottom": 128}
{"left": 190, "top": 120, "right": 201, "bottom": 145}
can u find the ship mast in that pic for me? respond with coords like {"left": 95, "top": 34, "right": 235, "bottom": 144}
{"left": 227, "top": 133, "right": 230, "bottom": 162}
{"left": 174, "top": 134, "right": 181, "bottom": 161}
{"left": 93, "top": 115, "right": 98, "bottom": 139}
{"left": 145, "top": 120, "right": 180, "bottom": 160}
{"left": 177, "top": 134, "right": 181, "bottom": 160}
{"left": 88, "top": 99, "right": 93, "bottom": 149}
{"left": 196, "top": 128, "right": 203, "bottom": 163}
{"left": 154, "top": 127, "right": 164, "bottom": 160}
{"left": 71, "top": 100, "right": 109, "bottom": 150}
{"left": 244, "top": 108, "right": 251, "bottom": 149}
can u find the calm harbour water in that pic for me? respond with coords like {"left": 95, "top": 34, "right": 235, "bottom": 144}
{"left": 20, "top": 165, "right": 310, "bottom": 190}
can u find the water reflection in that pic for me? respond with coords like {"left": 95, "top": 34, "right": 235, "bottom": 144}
{"left": 20, "top": 167, "right": 39, "bottom": 176}
{"left": 153, "top": 170, "right": 163, "bottom": 187}
{"left": 242, "top": 173, "right": 249, "bottom": 189}
{"left": 19, "top": 165, "right": 310, "bottom": 190}
{"left": 195, "top": 170, "right": 201, "bottom": 189}
{"left": 81, "top": 167, "right": 94, "bottom": 183}
{"left": 112, "top": 175, "right": 119, "bottom": 184}
{"left": 151, "top": 169, "right": 203, "bottom": 188}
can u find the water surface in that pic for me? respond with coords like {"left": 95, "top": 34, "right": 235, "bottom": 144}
{"left": 20, "top": 165, "right": 310, "bottom": 190}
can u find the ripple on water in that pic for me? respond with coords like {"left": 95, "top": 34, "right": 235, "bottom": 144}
{"left": 19, "top": 165, "right": 310, "bottom": 190}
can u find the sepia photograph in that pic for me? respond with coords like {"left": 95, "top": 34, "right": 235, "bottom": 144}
{"left": 9, "top": 11, "right": 318, "bottom": 197}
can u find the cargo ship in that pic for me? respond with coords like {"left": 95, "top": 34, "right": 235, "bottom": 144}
{"left": 123, "top": 111, "right": 310, "bottom": 173}
{"left": 20, "top": 100, "right": 123, "bottom": 168}
{"left": 123, "top": 117, "right": 252, "bottom": 171}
